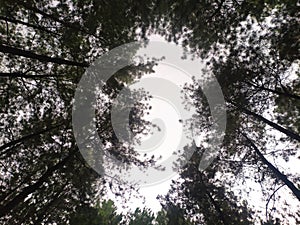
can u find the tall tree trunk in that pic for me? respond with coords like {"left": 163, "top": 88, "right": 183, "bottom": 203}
{"left": 230, "top": 101, "right": 300, "bottom": 142}
{"left": 0, "top": 172, "right": 36, "bottom": 203}
{"left": 0, "top": 151, "right": 75, "bottom": 218}
{"left": 0, "top": 72, "right": 58, "bottom": 78}
{"left": 0, "top": 123, "right": 63, "bottom": 155}
{"left": 0, "top": 44, "right": 88, "bottom": 67}
{"left": 0, "top": 15, "right": 58, "bottom": 35}
{"left": 26, "top": 182, "right": 67, "bottom": 224}
{"left": 246, "top": 81, "right": 300, "bottom": 101}
{"left": 242, "top": 133, "right": 300, "bottom": 201}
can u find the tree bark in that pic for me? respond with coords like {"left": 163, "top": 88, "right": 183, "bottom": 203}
{"left": 246, "top": 81, "right": 300, "bottom": 101}
{"left": 0, "top": 72, "right": 58, "bottom": 78}
{"left": 0, "top": 15, "right": 58, "bottom": 35}
{"left": 242, "top": 133, "right": 300, "bottom": 201}
{"left": 0, "top": 44, "right": 88, "bottom": 67}
{"left": 0, "top": 123, "right": 63, "bottom": 155}
{"left": 0, "top": 151, "right": 75, "bottom": 218}
{"left": 231, "top": 101, "right": 300, "bottom": 142}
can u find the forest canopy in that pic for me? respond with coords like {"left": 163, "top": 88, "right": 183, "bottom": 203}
{"left": 0, "top": 0, "right": 299, "bottom": 224}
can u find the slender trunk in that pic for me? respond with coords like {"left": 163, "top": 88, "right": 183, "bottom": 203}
{"left": 246, "top": 81, "right": 300, "bottom": 101}
{"left": 242, "top": 133, "right": 300, "bottom": 201}
{"left": 0, "top": 123, "right": 63, "bottom": 154}
{"left": 15, "top": 0, "right": 106, "bottom": 43}
{"left": 17, "top": 1, "right": 91, "bottom": 36}
{"left": 200, "top": 175, "right": 228, "bottom": 225}
{"left": 25, "top": 182, "right": 67, "bottom": 224}
{"left": 0, "top": 172, "right": 34, "bottom": 203}
{"left": 0, "top": 151, "right": 75, "bottom": 217}
{"left": 231, "top": 101, "right": 300, "bottom": 142}
{"left": 34, "top": 193, "right": 64, "bottom": 224}
{"left": 0, "top": 15, "right": 58, "bottom": 35}
{"left": 0, "top": 72, "right": 58, "bottom": 78}
{"left": 0, "top": 44, "right": 88, "bottom": 67}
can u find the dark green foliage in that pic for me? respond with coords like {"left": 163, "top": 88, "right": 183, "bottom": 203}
{"left": 0, "top": 0, "right": 154, "bottom": 224}
{"left": 69, "top": 200, "right": 123, "bottom": 225}
{"left": 129, "top": 208, "right": 155, "bottom": 225}
{"left": 0, "top": 0, "right": 299, "bottom": 224}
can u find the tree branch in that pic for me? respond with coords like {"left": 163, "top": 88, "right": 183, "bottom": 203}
{"left": 230, "top": 100, "right": 300, "bottom": 142}
{"left": 0, "top": 44, "right": 89, "bottom": 67}
{"left": 241, "top": 133, "right": 300, "bottom": 201}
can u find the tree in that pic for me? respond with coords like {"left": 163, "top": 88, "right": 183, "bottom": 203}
{"left": 129, "top": 208, "right": 155, "bottom": 225}
{"left": 1, "top": 0, "right": 299, "bottom": 224}
{"left": 159, "top": 149, "right": 254, "bottom": 225}
{"left": 69, "top": 199, "right": 123, "bottom": 225}
{"left": 0, "top": 0, "right": 155, "bottom": 223}
{"left": 70, "top": 199, "right": 195, "bottom": 225}
{"left": 143, "top": 1, "right": 300, "bottom": 223}
{"left": 174, "top": 0, "right": 300, "bottom": 222}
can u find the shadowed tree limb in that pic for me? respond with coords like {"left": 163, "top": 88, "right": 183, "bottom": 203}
{"left": 241, "top": 133, "right": 300, "bottom": 201}
{"left": 0, "top": 44, "right": 89, "bottom": 67}
{"left": 230, "top": 100, "right": 300, "bottom": 142}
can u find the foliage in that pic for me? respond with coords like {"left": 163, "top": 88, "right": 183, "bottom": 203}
{"left": 70, "top": 199, "right": 195, "bottom": 225}
{"left": 69, "top": 199, "right": 123, "bottom": 225}
{"left": 0, "top": 0, "right": 299, "bottom": 224}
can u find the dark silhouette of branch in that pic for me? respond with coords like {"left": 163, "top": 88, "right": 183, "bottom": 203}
{"left": 0, "top": 151, "right": 76, "bottom": 218}
{"left": 230, "top": 101, "right": 300, "bottom": 142}
{"left": 246, "top": 81, "right": 300, "bottom": 101}
{"left": 265, "top": 184, "right": 285, "bottom": 221}
{"left": 241, "top": 133, "right": 300, "bottom": 201}
{"left": 16, "top": 0, "right": 105, "bottom": 42}
{"left": 0, "top": 72, "right": 59, "bottom": 78}
{"left": 0, "top": 123, "right": 64, "bottom": 155}
{"left": 17, "top": 1, "right": 87, "bottom": 34}
{"left": 0, "top": 15, "right": 58, "bottom": 35}
{"left": 0, "top": 44, "right": 89, "bottom": 67}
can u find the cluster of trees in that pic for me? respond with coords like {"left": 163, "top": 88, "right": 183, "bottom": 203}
{"left": 69, "top": 199, "right": 194, "bottom": 225}
{"left": 0, "top": 0, "right": 299, "bottom": 224}
{"left": 158, "top": 0, "right": 300, "bottom": 223}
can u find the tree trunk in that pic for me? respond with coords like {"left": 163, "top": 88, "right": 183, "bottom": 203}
{"left": 0, "top": 123, "right": 63, "bottom": 155}
{"left": 246, "top": 81, "right": 300, "bottom": 101}
{"left": 0, "top": 151, "right": 75, "bottom": 218}
{"left": 231, "top": 101, "right": 300, "bottom": 142}
{"left": 0, "top": 15, "right": 58, "bottom": 35}
{"left": 242, "top": 133, "right": 300, "bottom": 201}
{"left": 0, "top": 44, "right": 88, "bottom": 67}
